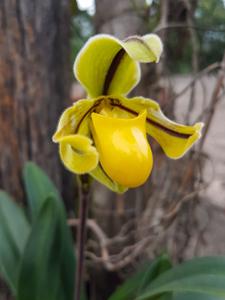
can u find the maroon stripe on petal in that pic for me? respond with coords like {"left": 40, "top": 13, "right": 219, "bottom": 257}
{"left": 75, "top": 100, "right": 103, "bottom": 133}
{"left": 111, "top": 102, "right": 192, "bottom": 139}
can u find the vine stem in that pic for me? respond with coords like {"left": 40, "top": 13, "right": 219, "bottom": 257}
{"left": 75, "top": 174, "right": 90, "bottom": 300}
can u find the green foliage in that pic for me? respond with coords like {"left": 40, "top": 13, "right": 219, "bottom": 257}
{"left": 167, "top": 0, "right": 225, "bottom": 73}
{"left": 1, "top": 163, "right": 225, "bottom": 300}
{"left": 109, "top": 256, "right": 225, "bottom": 300}
{"left": 196, "top": 0, "right": 225, "bottom": 68}
{"left": 23, "top": 162, "right": 61, "bottom": 221}
{"left": 71, "top": 10, "right": 94, "bottom": 65}
{"left": 109, "top": 254, "right": 172, "bottom": 300}
{"left": 144, "top": 0, "right": 225, "bottom": 73}
{"left": 109, "top": 255, "right": 225, "bottom": 300}
{"left": 173, "top": 292, "right": 225, "bottom": 300}
{"left": 17, "top": 196, "right": 75, "bottom": 300}
{"left": 136, "top": 256, "right": 225, "bottom": 300}
{"left": 22, "top": 163, "right": 61, "bottom": 218}
{"left": 0, "top": 162, "right": 75, "bottom": 300}
{"left": 0, "top": 192, "right": 30, "bottom": 292}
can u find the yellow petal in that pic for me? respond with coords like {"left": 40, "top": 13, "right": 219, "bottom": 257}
{"left": 74, "top": 34, "right": 162, "bottom": 97}
{"left": 118, "top": 96, "right": 204, "bottom": 159}
{"left": 52, "top": 98, "right": 100, "bottom": 142}
{"left": 91, "top": 110, "right": 153, "bottom": 188}
{"left": 122, "top": 34, "right": 163, "bottom": 63}
{"left": 58, "top": 135, "right": 99, "bottom": 174}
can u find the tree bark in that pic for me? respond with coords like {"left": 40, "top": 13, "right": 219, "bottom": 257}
{"left": 95, "top": 0, "right": 146, "bottom": 39}
{"left": 0, "top": 0, "right": 72, "bottom": 201}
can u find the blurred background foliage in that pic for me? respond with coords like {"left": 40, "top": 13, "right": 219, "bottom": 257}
{"left": 71, "top": 0, "right": 94, "bottom": 65}
{"left": 196, "top": 0, "right": 225, "bottom": 67}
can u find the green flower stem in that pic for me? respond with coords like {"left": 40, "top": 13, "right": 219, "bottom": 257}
{"left": 75, "top": 174, "right": 90, "bottom": 300}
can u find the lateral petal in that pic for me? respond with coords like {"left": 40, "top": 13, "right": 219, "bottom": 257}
{"left": 58, "top": 135, "right": 99, "bottom": 174}
{"left": 52, "top": 98, "right": 100, "bottom": 142}
{"left": 122, "top": 34, "right": 163, "bottom": 63}
{"left": 117, "top": 96, "right": 204, "bottom": 159}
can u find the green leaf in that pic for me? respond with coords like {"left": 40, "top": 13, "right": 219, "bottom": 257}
{"left": 136, "top": 256, "right": 225, "bottom": 300}
{"left": 0, "top": 191, "right": 30, "bottom": 293}
{"left": 17, "top": 195, "right": 75, "bottom": 300}
{"left": 155, "top": 295, "right": 172, "bottom": 300}
{"left": 173, "top": 292, "right": 225, "bottom": 300}
{"left": 109, "top": 254, "right": 172, "bottom": 300}
{"left": 23, "top": 162, "right": 61, "bottom": 221}
{"left": 136, "top": 254, "right": 172, "bottom": 297}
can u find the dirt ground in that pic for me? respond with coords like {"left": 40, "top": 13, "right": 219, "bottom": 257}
{"left": 173, "top": 75, "right": 225, "bottom": 255}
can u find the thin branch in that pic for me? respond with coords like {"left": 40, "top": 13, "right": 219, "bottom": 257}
{"left": 69, "top": 178, "right": 207, "bottom": 272}
{"left": 69, "top": 218, "right": 111, "bottom": 264}
{"left": 154, "top": 23, "right": 225, "bottom": 34}
{"left": 173, "top": 62, "right": 221, "bottom": 100}
{"left": 193, "top": 88, "right": 225, "bottom": 123}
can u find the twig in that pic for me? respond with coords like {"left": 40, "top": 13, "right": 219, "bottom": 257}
{"left": 193, "top": 88, "right": 225, "bottom": 123}
{"left": 173, "top": 62, "right": 221, "bottom": 100}
{"left": 154, "top": 23, "right": 225, "bottom": 34}
{"left": 69, "top": 218, "right": 112, "bottom": 265}
{"left": 69, "top": 168, "right": 210, "bottom": 273}
{"left": 69, "top": 219, "right": 108, "bottom": 247}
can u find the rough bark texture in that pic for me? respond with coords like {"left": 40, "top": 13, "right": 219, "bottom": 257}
{"left": 0, "top": 0, "right": 72, "bottom": 201}
{"left": 95, "top": 0, "right": 146, "bottom": 39}
{"left": 0, "top": 0, "right": 73, "bottom": 297}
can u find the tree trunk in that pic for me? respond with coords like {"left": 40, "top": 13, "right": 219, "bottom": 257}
{"left": 95, "top": 0, "right": 146, "bottom": 39}
{"left": 0, "top": 0, "right": 72, "bottom": 201}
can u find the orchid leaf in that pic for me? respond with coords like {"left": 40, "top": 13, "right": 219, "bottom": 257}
{"left": 109, "top": 254, "right": 172, "bottom": 300}
{"left": 17, "top": 195, "right": 75, "bottom": 300}
{"left": 23, "top": 162, "right": 61, "bottom": 221}
{"left": 0, "top": 191, "right": 30, "bottom": 293}
{"left": 173, "top": 292, "right": 225, "bottom": 300}
{"left": 136, "top": 256, "right": 225, "bottom": 300}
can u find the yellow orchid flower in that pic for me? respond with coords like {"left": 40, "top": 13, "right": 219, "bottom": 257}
{"left": 53, "top": 34, "right": 203, "bottom": 193}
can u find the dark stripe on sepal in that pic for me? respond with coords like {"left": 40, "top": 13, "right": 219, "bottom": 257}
{"left": 75, "top": 100, "right": 103, "bottom": 133}
{"left": 110, "top": 101, "right": 193, "bottom": 139}
{"left": 102, "top": 48, "right": 125, "bottom": 95}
